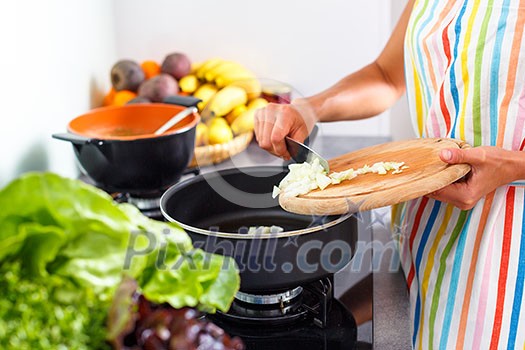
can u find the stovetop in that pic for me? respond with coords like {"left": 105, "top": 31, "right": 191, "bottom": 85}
{"left": 207, "top": 276, "right": 365, "bottom": 350}
{"left": 89, "top": 182, "right": 374, "bottom": 348}
{"left": 123, "top": 199, "right": 373, "bottom": 349}
{"left": 210, "top": 300, "right": 357, "bottom": 350}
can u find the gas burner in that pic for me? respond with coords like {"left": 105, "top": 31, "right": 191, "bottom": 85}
{"left": 108, "top": 166, "right": 202, "bottom": 220}
{"left": 209, "top": 278, "right": 357, "bottom": 350}
{"left": 231, "top": 300, "right": 303, "bottom": 322}
{"left": 235, "top": 286, "right": 303, "bottom": 305}
{"left": 222, "top": 287, "right": 305, "bottom": 324}
{"left": 214, "top": 278, "right": 336, "bottom": 329}
{"left": 115, "top": 193, "right": 162, "bottom": 210}
{"left": 113, "top": 192, "right": 163, "bottom": 219}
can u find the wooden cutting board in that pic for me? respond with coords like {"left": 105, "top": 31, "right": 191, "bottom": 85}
{"left": 279, "top": 138, "right": 471, "bottom": 215}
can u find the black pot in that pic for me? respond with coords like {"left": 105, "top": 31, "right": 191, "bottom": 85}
{"left": 160, "top": 166, "right": 358, "bottom": 293}
{"left": 53, "top": 103, "right": 200, "bottom": 194}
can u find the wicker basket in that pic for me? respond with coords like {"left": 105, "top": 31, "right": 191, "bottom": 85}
{"left": 189, "top": 132, "right": 253, "bottom": 168}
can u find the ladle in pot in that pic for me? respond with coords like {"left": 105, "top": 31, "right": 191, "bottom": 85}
{"left": 154, "top": 107, "right": 198, "bottom": 135}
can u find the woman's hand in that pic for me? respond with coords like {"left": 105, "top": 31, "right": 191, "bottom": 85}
{"left": 427, "top": 146, "right": 525, "bottom": 210}
{"left": 254, "top": 98, "right": 317, "bottom": 159}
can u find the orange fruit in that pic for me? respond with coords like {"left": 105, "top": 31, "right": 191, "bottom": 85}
{"left": 102, "top": 87, "right": 116, "bottom": 106}
{"left": 112, "top": 90, "right": 137, "bottom": 106}
{"left": 141, "top": 60, "right": 161, "bottom": 79}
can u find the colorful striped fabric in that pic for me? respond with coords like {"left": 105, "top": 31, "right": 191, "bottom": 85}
{"left": 397, "top": 0, "right": 525, "bottom": 348}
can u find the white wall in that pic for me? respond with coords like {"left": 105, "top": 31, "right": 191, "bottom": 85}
{"left": 389, "top": 0, "right": 416, "bottom": 141}
{"left": 0, "top": 1, "right": 411, "bottom": 186}
{"left": 0, "top": 0, "right": 116, "bottom": 186}
{"left": 113, "top": 0, "right": 393, "bottom": 137}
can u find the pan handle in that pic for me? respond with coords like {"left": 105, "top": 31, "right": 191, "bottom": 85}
{"left": 52, "top": 132, "right": 102, "bottom": 145}
{"left": 163, "top": 95, "right": 202, "bottom": 108}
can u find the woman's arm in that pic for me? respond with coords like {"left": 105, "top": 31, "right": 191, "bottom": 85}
{"left": 255, "top": 0, "right": 415, "bottom": 157}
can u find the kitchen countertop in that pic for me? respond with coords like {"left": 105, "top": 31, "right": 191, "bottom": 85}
{"left": 205, "top": 131, "right": 411, "bottom": 349}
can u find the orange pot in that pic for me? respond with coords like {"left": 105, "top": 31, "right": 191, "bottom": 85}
{"left": 53, "top": 103, "right": 200, "bottom": 194}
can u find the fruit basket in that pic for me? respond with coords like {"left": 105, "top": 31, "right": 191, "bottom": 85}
{"left": 102, "top": 54, "right": 269, "bottom": 168}
{"left": 189, "top": 131, "right": 253, "bottom": 168}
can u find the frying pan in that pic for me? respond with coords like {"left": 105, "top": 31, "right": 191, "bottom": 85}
{"left": 53, "top": 103, "right": 200, "bottom": 194}
{"left": 160, "top": 166, "right": 358, "bottom": 293}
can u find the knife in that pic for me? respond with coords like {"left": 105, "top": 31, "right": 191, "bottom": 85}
{"left": 285, "top": 136, "right": 330, "bottom": 172}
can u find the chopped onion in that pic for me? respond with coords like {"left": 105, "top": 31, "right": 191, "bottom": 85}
{"left": 329, "top": 168, "right": 356, "bottom": 184}
{"left": 247, "top": 225, "right": 285, "bottom": 234}
{"left": 272, "top": 185, "right": 281, "bottom": 198}
{"left": 273, "top": 159, "right": 408, "bottom": 198}
{"left": 316, "top": 173, "right": 332, "bottom": 190}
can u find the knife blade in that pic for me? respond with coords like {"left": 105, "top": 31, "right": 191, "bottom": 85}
{"left": 285, "top": 136, "right": 330, "bottom": 172}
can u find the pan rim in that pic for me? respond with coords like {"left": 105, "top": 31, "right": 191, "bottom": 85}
{"left": 161, "top": 213, "right": 352, "bottom": 239}
{"left": 160, "top": 166, "right": 353, "bottom": 239}
{"left": 67, "top": 104, "right": 200, "bottom": 142}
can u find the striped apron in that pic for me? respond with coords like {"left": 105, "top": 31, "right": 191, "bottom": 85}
{"left": 395, "top": 0, "right": 525, "bottom": 348}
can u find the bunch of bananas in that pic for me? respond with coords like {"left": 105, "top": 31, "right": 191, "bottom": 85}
{"left": 178, "top": 58, "right": 267, "bottom": 146}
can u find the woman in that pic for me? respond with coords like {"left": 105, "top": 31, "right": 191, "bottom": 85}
{"left": 254, "top": 0, "right": 525, "bottom": 348}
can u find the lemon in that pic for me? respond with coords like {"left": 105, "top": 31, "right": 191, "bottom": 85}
{"left": 206, "top": 117, "right": 229, "bottom": 128}
{"left": 193, "top": 83, "right": 218, "bottom": 110}
{"left": 225, "top": 104, "right": 247, "bottom": 125}
{"left": 231, "top": 109, "right": 255, "bottom": 135}
{"left": 195, "top": 122, "right": 208, "bottom": 146}
{"left": 247, "top": 97, "right": 268, "bottom": 110}
{"left": 179, "top": 74, "right": 199, "bottom": 94}
{"left": 208, "top": 123, "right": 233, "bottom": 145}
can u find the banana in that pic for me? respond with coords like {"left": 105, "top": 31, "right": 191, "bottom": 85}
{"left": 204, "top": 61, "right": 239, "bottom": 82}
{"left": 206, "top": 86, "right": 248, "bottom": 118}
{"left": 231, "top": 108, "right": 256, "bottom": 135}
{"left": 213, "top": 64, "right": 249, "bottom": 85}
{"left": 193, "top": 83, "right": 219, "bottom": 110}
{"left": 196, "top": 59, "right": 262, "bottom": 99}
{"left": 230, "top": 79, "right": 261, "bottom": 100}
{"left": 214, "top": 65, "right": 260, "bottom": 99}
{"left": 195, "top": 58, "right": 224, "bottom": 80}
{"left": 190, "top": 61, "right": 204, "bottom": 74}
{"left": 215, "top": 68, "right": 253, "bottom": 88}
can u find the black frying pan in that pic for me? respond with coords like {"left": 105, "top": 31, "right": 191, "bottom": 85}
{"left": 160, "top": 166, "right": 358, "bottom": 293}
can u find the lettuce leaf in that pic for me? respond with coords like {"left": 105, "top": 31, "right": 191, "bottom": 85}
{"left": 0, "top": 172, "right": 239, "bottom": 312}
{"left": 0, "top": 261, "right": 111, "bottom": 349}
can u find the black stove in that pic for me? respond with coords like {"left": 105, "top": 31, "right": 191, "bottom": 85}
{"left": 113, "top": 191, "right": 164, "bottom": 218}
{"left": 208, "top": 277, "right": 358, "bottom": 350}
{"left": 109, "top": 167, "right": 202, "bottom": 219}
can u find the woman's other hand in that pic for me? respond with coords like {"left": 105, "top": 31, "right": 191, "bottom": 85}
{"left": 254, "top": 98, "right": 317, "bottom": 159}
{"left": 427, "top": 146, "right": 525, "bottom": 210}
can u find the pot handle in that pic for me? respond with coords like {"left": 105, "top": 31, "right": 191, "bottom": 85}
{"left": 163, "top": 95, "right": 202, "bottom": 108}
{"left": 52, "top": 132, "right": 101, "bottom": 145}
